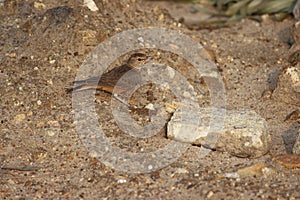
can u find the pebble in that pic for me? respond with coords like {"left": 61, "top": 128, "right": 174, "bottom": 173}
{"left": 273, "top": 154, "right": 300, "bottom": 169}
{"left": 167, "top": 107, "right": 271, "bottom": 158}
{"left": 8, "top": 52, "right": 16, "bottom": 58}
{"left": 84, "top": 0, "right": 99, "bottom": 12}
{"left": 164, "top": 101, "right": 179, "bottom": 113}
{"left": 158, "top": 14, "right": 164, "bottom": 21}
{"left": 145, "top": 103, "right": 155, "bottom": 111}
{"left": 37, "top": 100, "right": 42, "bottom": 105}
{"left": 47, "top": 120, "right": 60, "bottom": 128}
{"left": 237, "top": 163, "right": 269, "bottom": 177}
{"left": 14, "top": 114, "right": 26, "bottom": 124}
{"left": 89, "top": 151, "right": 99, "bottom": 158}
{"left": 166, "top": 66, "right": 175, "bottom": 79}
{"left": 117, "top": 179, "right": 127, "bottom": 184}
{"left": 34, "top": 2, "right": 46, "bottom": 9}
{"left": 206, "top": 191, "right": 214, "bottom": 198}
{"left": 285, "top": 65, "right": 300, "bottom": 93}
{"left": 46, "top": 129, "right": 56, "bottom": 137}
{"left": 27, "top": 111, "right": 33, "bottom": 116}
{"left": 137, "top": 37, "right": 144, "bottom": 43}
{"left": 174, "top": 168, "right": 189, "bottom": 174}
{"left": 223, "top": 163, "right": 273, "bottom": 179}
{"left": 222, "top": 172, "right": 239, "bottom": 179}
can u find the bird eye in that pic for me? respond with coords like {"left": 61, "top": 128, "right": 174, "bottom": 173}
{"left": 137, "top": 58, "right": 142, "bottom": 61}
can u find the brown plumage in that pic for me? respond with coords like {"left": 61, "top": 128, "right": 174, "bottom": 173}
{"left": 67, "top": 53, "right": 150, "bottom": 94}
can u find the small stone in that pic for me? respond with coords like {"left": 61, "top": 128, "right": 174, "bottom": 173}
{"left": 36, "top": 121, "right": 45, "bottom": 128}
{"left": 47, "top": 120, "right": 60, "bottom": 128}
{"left": 138, "top": 37, "right": 144, "bottom": 43}
{"left": 222, "top": 172, "right": 239, "bottom": 179}
{"left": 47, "top": 79, "right": 53, "bottom": 85}
{"left": 89, "top": 151, "right": 99, "bottom": 158}
{"left": 46, "top": 129, "right": 56, "bottom": 137}
{"left": 145, "top": 103, "right": 155, "bottom": 111}
{"left": 183, "top": 91, "right": 191, "bottom": 98}
{"left": 175, "top": 168, "right": 189, "bottom": 174}
{"left": 166, "top": 67, "right": 175, "bottom": 79}
{"left": 117, "top": 179, "right": 127, "bottom": 184}
{"left": 164, "top": 101, "right": 179, "bottom": 113}
{"left": 274, "top": 154, "right": 300, "bottom": 168}
{"left": 261, "top": 14, "right": 271, "bottom": 23}
{"left": 148, "top": 165, "right": 153, "bottom": 170}
{"left": 207, "top": 191, "right": 214, "bottom": 198}
{"left": 27, "top": 111, "right": 33, "bottom": 117}
{"left": 237, "top": 163, "right": 267, "bottom": 177}
{"left": 285, "top": 65, "right": 300, "bottom": 93}
{"left": 34, "top": 2, "right": 46, "bottom": 9}
{"left": 9, "top": 52, "right": 16, "bottom": 58}
{"left": 158, "top": 14, "right": 164, "bottom": 21}
{"left": 81, "top": 30, "right": 97, "bottom": 43}
{"left": 223, "top": 163, "right": 274, "bottom": 179}
{"left": 37, "top": 100, "right": 42, "bottom": 105}
{"left": 227, "top": 55, "right": 234, "bottom": 62}
{"left": 7, "top": 179, "right": 15, "bottom": 185}
{"left": 84, "top": 0, "right": 99, "bottom": 11}
{"left": 262, "top": 166, "right": 275, "bottom": 176}
{"left": 14, "top": 114, "right": 26, "bottom": 123}
{"left": 167, "top": 107, "right": 271, "bottom": 158}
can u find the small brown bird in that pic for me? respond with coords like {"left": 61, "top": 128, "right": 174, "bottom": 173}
{"left": 67, "top": 53, "right": 151, "bottom": 94}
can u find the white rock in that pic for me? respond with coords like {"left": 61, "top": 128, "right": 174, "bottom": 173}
{"left": 37, "top": 100, "right": 42, "bottom": 105}
{"left": 286, "top": 65, "right": 300, "bottom": 93}
{"left": 137, "top": 37, "right": 144, "bottom": 43}
{"left": 46, "top": 129, "right": 56, "bottom": 137}
{"left": 166, "top": 66, "right": 175, "bottom": 79}
{"left": 84, "top": 0, "right": 99, "bottom": 12}
{"left": 167, "top": 107, "right": 271, "bottom": 158}
{"left": 117, "top": 179, "right": 127, "bottom": 184}
{"left": 145, "top": 103, "right": 155, "bottom": 111}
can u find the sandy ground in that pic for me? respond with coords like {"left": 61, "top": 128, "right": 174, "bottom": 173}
{"left": 0, "top": 0, "right": 300, "bottom": 199}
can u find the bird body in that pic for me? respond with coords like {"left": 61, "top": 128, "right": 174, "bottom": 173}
{"left": 67, "top": 53, "right": 150, "bottom": 94}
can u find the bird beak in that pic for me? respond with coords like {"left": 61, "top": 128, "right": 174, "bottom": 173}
{"left": 146, "top": 56, "right": 152, "bottom": 61}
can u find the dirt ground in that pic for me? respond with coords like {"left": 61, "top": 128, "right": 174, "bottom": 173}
{"left": 0, "top": 0, "right": 300, "bottom": 199}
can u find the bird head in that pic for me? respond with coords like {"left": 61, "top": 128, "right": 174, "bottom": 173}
{"left": 127, "top": 53, "right": 152, "bottom": 69}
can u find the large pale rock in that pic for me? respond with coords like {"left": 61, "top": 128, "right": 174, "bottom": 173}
{"left": 167, "top": 107, "right": 271, "bottom": 158}
{"left": 293, "top": 128, "right": 300, "bottom": 154}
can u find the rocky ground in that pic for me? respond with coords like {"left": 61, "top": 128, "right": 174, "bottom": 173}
{"left": 0, "top": 0, "right": 300, "bottom": 199}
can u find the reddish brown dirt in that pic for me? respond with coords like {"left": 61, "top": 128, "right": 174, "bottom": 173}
{"left": 0, "top": 0, "right": 299, "bottom": 199}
